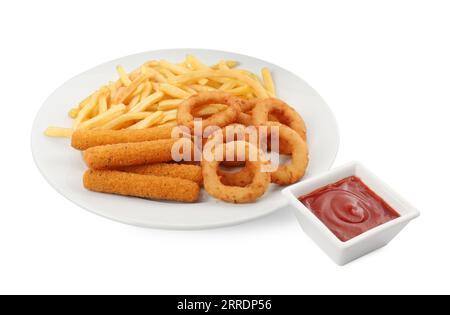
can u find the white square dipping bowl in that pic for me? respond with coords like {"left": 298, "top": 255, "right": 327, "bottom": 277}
{"left": 281, "top": 162, "right": 420, "bottom": 266}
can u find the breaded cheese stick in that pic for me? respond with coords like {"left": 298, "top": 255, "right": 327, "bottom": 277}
{"left": 83, "top": 139, "right": 177, "bottom": 169}
{"left": 71, "top": 125, "right": 173, "bottom": 150}
{"left": 83, "top": 170, "right": 200, "bottom": 202}
{"left": 119, "top": 163, "right": 202, "bottom": 184}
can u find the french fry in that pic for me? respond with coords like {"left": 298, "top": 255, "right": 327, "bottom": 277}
{"left": 78, "top": 94, "right": 93, "bottom": 109}
{"left": 170, "top": 69, "right": 269, "bottom": 98}
{"left": 44, "top": 127, "right": 73, "bottom": 138}
{"left": 158, "top": 68, "right": 176, "bottom": 79}
{"left": 184, "top": 56, "right": 212, "bottom": 85}
{"left": 217, "top": 61, "right": 230, "bottom": 70}
{"left": 186, "top": 55, "right": 210, "bottom": 70}
{"left": 47, "top": 55, "right": 276, "bottom": 137}
{"left": 74, "top": 91, "right": 100, "bottom": 128}
{"left": 144, "top": 60, "right": 160, "bottom": 67}
{"left": 140, "top": 82, "right": 153, "bottom": 99}
{"left": 100, "top": 112, "right": 155, "bottom": 130}
{"left": 212, "top": 60, "right": 238, "bottom": 69}
{"left": 261, "top": 67, "right": 275, "bottom": 97}
{"left": 226, "top": 85, "right": 252, "bottom": 96}
{"left": 180, "top": 85, "right": 197, "bottom": 95}
{"left": 141, "top": 66, "right": 167, "bottom": 83}
{"left": 98, "top": 94, "right": 108, "bottom": 114}
{"left": 78, "top": 104, "right": 127, "bottom": 130}
{"left": 226, "top": 61, "right": 238, "bottom": 68}
{"left": 130, "top": 81, "right": 146, "bottom": 98}
{"left": 152, "top": 82, "right": 160, "bottom": 91}
{"left": 68, "top": 107, "right": 80, "bottom": 118}
{"left": 159, "top": 83, "right": 192, "bottom": 99}
{"left": 219, "top": 80, "right": 238, "bottom": 91}
{"left": 207, "top": 77, "right": 234, "bottom": 85}
{"left": 129, "top": 91, "right": 164, "bottom": 113}
{"left": 159, "top": 60, "right": 190, "bottom": 75}
{"left": 107, "top": 82, "right": 117, "bottom": 104}
{"left": 189, "top": 84, "right": 217, "bottom": 93}
{"left": 128, "top": 94, "right": 141, "bottom": 108}
{"left": 157, "top": 121, "right": 178, "bottom": 128}
{"left": 246, "top": 92, "right": 255, "bottom": 99}
{"left": 110, "top": 82, "right": 122, "bottom": 102}
{"left": 160, "top": 109, "right": 178, "bottom": 123}
{"left": 112, "top": 73, "right": 149, "bottom": 104}
{"left": 116, "top": 65, "right": 132, "bottom": 86}
{"left": 157, "top": 99, "right": 184, "bottom": 111}
{"left": 127, "top": 111, "right": 164, "bottom": 129}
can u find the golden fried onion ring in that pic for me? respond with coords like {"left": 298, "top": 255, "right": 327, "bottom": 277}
{"left": 218, "top": 162, "right": 255, "bottom": 187}
{"left": 206, "top": 124, "right": 257, "bottom": 180}
{"left": 202, "top": 141, "right": 270, "bottom": 203}
{"left": 264, "top": 122, "right": 309, "bottom": 185}
{"left": 177, "top": 91, "right": 241, "bottom": 133}
{"left": 253, "top": 98, "right": 307, "bottom": 141}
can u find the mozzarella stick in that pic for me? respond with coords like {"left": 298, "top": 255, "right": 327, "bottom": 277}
{"left": 83, "top": 170, "right": 200, "bottom": 203}
{"left": 83, "top": 139, "right": 176, "bottom": 169}
{"left": 119, "top": 163, "right": 202, "bottom": 184}
{"left": 71, "top": 125, "right": 174, "bottom": 150}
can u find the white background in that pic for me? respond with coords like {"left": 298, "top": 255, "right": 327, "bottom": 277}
{"left": 1, "top": 0, "right": 449, "bottom": 295}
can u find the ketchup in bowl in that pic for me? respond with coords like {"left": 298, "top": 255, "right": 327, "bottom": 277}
{"left": 299, "top": 176, "right": 400, "bottom": 242}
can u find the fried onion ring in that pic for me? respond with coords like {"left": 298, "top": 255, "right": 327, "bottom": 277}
{"left": 237, "top": 112, "right": 254, "bottom": 126}
{"left": 218, "top": 162, "right": 255, "bottom": 187}
{"left": 177, "top": 91, "right": 241, "bottom": 133}
{"left": 233, "top": 97, "right": 258, "bottom": 113}
{"left": 264, "top": 122, "right": 309, "bottom": 185}
{"left": 205, "top": 123, "right": 256, "bottom": 167}
{"left": 253, "top": 98, "right": 307, "bottom": 141}
{"left": 234, "top": 98, "right": 258, "bottom": 126}
{"left": 202, "top": 141, "right": 270, "bottom": 203}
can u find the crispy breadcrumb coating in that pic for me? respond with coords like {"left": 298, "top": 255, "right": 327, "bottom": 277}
{"left": 83, "top": 169, "right": 200, "bottom": 203}
{"left": 119, "top": 163, "right": 202, "bottom": 184}
{"left": 71, "top": 125, "right": 173, "bottom": 150}
{"left": 83, "top": 139, "right": 178, "bottom": 169}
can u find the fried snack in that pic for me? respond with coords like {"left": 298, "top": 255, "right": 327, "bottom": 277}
{"left": 170, "top": 69, "right": 269, "bottom": 98}
{"left": 235, "top": 97, "right": 258, "bottom": 113}
{"left": 100, "top": 112, "right": 156, "bottom": 130}
{"left": 237, "top": 111, "right": 255, "bottom": 125}
{"left": 261, "top": 68, "right": 275, "bottom": 97}
{"left": 177, "top": 92, "right": 241, "bottom": 134}
{"left": 218, "top": 162, "right": 255, "bottom": 187}
{"left": 202, "top": 141, "right": 270, "bottom": 203}
{"left": 44, "top": 127, "right": 73, "bottom": 138}
{"left": 83, "top": 169, "right": 200, "bottom": 203}
{"left": 46, "top": 55, "right": 277, "bottom": 137}
{"left": 112, "top": 73, "right": 149, "bottom": 104}
{"left": 119, "top": 163, "right": 202, "bottom": 185}
{"left": 233, "top": 98, "right": 258, "bottom": 126}
{"left": 253, "top": 98, "right": 307, "bottom": 141}
{"left": 83, "top": 138, "right": 182, "bottom": 170}
{"left": 157, "top": 99, "right": 184, "bottom": 111}
{"left": 77, "top": 104, "right": 127, "bottom": 130}
{"left": 193, "top": 103, "right": 228, "bottom": 117}
{"left": 205, "top": 123, "right": 255, "bottom": 167}
{"left": 73, "top": 91, "right": 101, "bottom": 129}
{"left": 265, "top": 123, "right": 309, "bottom": 185}
{"left": 71, "top": 125, "right": 174, "bottom": 150}
{"left": 127, "top": 111, "right": 164, "bottom": 129}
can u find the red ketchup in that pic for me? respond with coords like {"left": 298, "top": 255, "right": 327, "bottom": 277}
{"left": 299, "top": 176, "right": 400, "bottom": 242}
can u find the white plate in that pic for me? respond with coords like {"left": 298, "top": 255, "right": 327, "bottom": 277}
{"left": 31, "top": 49, "right": 339, "bottom": 229}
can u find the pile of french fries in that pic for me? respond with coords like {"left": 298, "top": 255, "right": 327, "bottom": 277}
{"left": 45, "top": 55, "right": 276, "bottom": 138}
